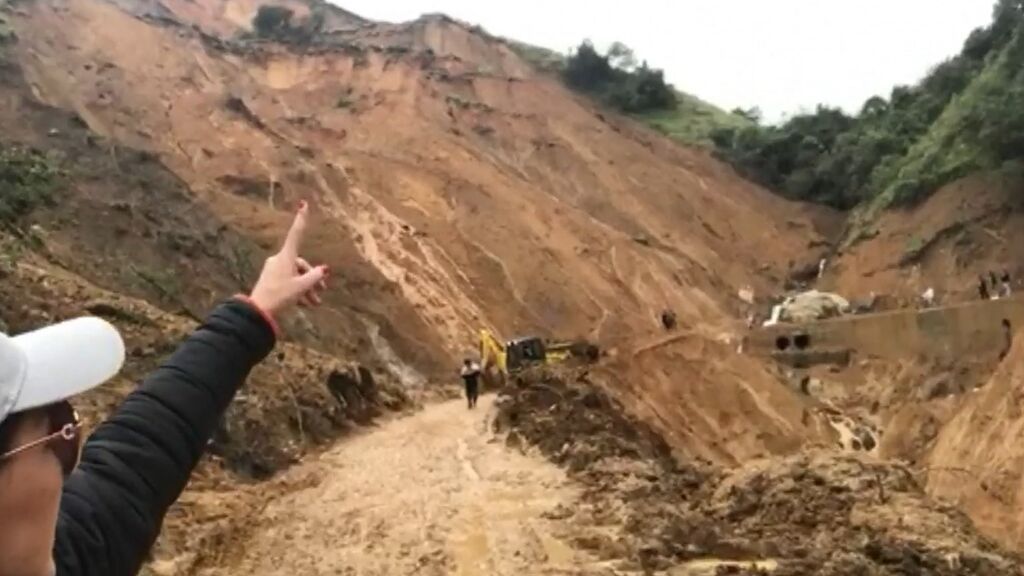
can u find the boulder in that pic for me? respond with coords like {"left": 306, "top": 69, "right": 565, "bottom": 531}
{"left": 778, "top": 290, "right": 850, "bottom": 324}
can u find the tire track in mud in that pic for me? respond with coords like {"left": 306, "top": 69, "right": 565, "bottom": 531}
{"left": 214, "top": 396, "right": 612, "bottom": 576}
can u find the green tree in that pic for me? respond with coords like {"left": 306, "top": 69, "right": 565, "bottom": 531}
{"left": 562, "top": 41, "right": 675, "bottom": 113}
{"left": 711, "top": 0, "right": 1024, "bottom": 209}
{"left": 607, "top": 42, "right": 637, "bottom": 71}
{"left": 563, "top": 41, "right": 614, "bottom": 91}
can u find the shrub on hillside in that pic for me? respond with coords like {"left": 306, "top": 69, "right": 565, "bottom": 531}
{"left": 252, "top": 5, "right": 324, "bottom": 43}
{"left": 0, "top": 146, "right": 59, "bottom": 228}
{"left": 253, "top": 5, "right": 294, "bottom": 36}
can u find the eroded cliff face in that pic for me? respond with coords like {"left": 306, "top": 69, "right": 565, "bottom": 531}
{"left": 7, "top": 0, "right": 826, "bottom": 355}
{"left": 0, "top": 0, "right": 886, "bottom": 571}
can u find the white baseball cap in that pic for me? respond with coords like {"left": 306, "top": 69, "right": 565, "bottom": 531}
{"left": 0, "top": 317, "right": 125, "bottom": 424}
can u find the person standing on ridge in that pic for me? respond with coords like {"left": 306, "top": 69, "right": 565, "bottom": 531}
{"left": 979, "top": 275, "right": 991, "bottom": 301}
{"left": 460, "top": 358, "right": 481, "bottom": 409}
{"left": 1002, "top": 270, "right": 1013, "bottom": 298}
{"left": 0, "top": 201, "right": 328, "bottom": 576}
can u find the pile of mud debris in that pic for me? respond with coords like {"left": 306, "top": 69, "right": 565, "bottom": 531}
{"left": 494, "top": 366, "right": 1023, "bottom": 575}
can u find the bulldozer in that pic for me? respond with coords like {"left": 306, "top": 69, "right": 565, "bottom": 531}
{"left": 479, "top": 329, "right": 598, "bottom": 385}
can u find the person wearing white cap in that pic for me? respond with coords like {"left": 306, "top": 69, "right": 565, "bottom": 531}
{"left": 0, "top": 202, "right": 328, "bottom": 576}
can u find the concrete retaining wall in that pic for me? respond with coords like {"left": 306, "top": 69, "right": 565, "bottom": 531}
{"left": 747, "top": 297, "right": 1024, "bottom": 361}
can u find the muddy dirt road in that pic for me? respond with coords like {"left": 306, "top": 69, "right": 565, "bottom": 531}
{"left": 212, "top": 396, "right": 614, "bottom": 576}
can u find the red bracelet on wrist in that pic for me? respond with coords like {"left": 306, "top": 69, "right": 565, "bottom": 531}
{"left": 233, "top": 294, "right": 281, "bottom": 339}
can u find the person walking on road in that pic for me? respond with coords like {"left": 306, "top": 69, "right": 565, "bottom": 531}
{"left": 460, "top": 359, "right": 481, "bottom": 409}
{"left": 0, "top": 201, "right": 329, "bottom": 576}
{"left": 1001, "top": 319, "right": 1014, "bottom": 361}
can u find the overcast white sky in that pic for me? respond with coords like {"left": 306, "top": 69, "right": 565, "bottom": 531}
{"left": 334, "top": 0, "right": 994, "bottom": 122}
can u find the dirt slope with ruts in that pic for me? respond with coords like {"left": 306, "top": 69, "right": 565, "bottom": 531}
{"left": 5, "top": 0, "right": 1024, "bottom": 571}
{"left": 7, "top": 0, "right": 827, "bottom": 350}
{"left": 2, "top": 0, "right": 837, "bottom": 461}
{"left": 596, "top": 331, "right": 835, "bottom": 466}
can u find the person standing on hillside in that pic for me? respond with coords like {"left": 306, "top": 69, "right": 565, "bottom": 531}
{"left": 0, "top": 201, "right": 328, "bottom": 576}
{"left": 1001, "top": 270, "right": 1013, "bottom": 298}
{"left": 460, "top": 358, "right": 481, "bottom": 409}
{"left": 1001, "top": 319, "right": 1014, "bottom": 361}
{"left": 979, "top": 275, "right": 991, "bottom": 301}
{"left": 921, "top": 287, "right": 936, "bottom": 308}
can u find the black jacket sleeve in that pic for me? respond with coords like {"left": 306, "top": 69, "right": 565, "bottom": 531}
{"left": 53, "top": 298, "right": 277, "bottom": 576}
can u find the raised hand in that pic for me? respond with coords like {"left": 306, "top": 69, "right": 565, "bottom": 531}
{"left": 249, "top": 201, "right": 329, "bottom": 317}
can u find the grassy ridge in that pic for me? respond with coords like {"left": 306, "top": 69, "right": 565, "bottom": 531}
{"left": 506, "top": 40, "right": 749, "bottom": 147}
{"left": 709, "top": 1, "right": 1024, "bottom": 211}
{"left": 635, "top": 92, "right": 752, "bottom": 146}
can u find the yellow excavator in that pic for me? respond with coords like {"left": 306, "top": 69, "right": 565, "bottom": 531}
{"left": 479, "top": 329, "right": 598, "bottom": 384}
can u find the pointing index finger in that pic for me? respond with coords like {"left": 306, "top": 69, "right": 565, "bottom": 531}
{"left": 281, "top": 201, "right": 309, "bottom": 258}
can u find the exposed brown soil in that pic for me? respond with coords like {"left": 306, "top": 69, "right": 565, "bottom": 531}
{"left": 495, "top": 366, "right": 1024, "bottom": 575}
{"left": 827, "top": 171, "right": 1024, "bottom": 307}
{"left": 927, "top": 334, "right": 1024, "bottom": 553}
{"left": 200, "top": 396, "right": 616, "bottom": 576}
{"left": 593, "top": 332, "right": 836, "bottom": 467}
{"left": 2, "top": 0, "right": 1023, "bottom": 573}
{"left": 5, "top": 0, "right": 832, "bottom": 368}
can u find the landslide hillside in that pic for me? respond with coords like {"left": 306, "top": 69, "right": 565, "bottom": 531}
{"left": 927, "top": 333, "right": 1024, "bottom": 552}
{"left": 822, "top": 169, "right": 1024, "bottom": 305}
{"left": 1, "top": 0, "right": 841, "bottom": 463}
{"left": 3, "top": 0, "right": 1024, "bottom": 573}
{"left": 733, "top": 2, "right": 1024, "bottom": 553}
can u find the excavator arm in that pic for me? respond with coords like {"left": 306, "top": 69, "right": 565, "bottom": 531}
{"left": 480, "top": 329, "right": 507, "bottom": 375}
{"left": 479, "top": 329, "right": 598, "bottom": 381}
